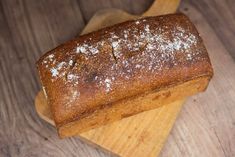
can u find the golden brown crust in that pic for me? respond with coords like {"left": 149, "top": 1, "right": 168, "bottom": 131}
{"left": 58, "top": 76, "right": 210, "bottom": 138}
{"left": 36, "top": 13, "right": 213, "bottom": 132}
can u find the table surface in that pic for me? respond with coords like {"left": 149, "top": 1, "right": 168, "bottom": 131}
{"left": 0, "top": 0, "right": 235, "bottom": 157}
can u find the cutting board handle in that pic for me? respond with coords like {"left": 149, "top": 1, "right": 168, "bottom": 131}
{"left": 143, "top": 0, "right": 181, "bottom": 16}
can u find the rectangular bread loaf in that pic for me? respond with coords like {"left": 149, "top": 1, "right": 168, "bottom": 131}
{"left": 36, "top": 13, "right": 213, "bottom": 138}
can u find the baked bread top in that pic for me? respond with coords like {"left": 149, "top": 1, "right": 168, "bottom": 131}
{"left": 37, "top": 13, "right": 213, "bottom": 128}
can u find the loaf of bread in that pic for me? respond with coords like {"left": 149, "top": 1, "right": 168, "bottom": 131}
{"left": 37, "top": 13, "right": 213, "bottom": 138}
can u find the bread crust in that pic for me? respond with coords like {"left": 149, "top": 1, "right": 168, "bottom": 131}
{"left": 36, "top": 13, "right": 213, "bottom": 137}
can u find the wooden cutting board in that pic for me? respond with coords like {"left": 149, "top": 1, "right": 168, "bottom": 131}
{"left": 35, "top": 0, "right": 183, "bottom": 156}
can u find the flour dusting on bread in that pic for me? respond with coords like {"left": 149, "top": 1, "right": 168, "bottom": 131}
{"left": 36, "top": 14, "right": 213, "bottom": 131}
{"left": 38, "top": 14, "right": 204, "bottom": 103}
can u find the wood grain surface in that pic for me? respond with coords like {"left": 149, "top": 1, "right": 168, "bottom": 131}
{"left": 0, "top": 0, "right": 235, "bottom": 157}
